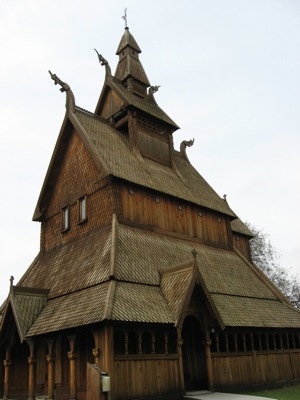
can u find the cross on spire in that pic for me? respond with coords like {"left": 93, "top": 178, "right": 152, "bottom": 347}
{"left": 122, "top": 7, "right": 128, "bottom": 28}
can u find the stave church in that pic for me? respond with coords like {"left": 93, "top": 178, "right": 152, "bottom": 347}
{"left": 1, "top": 22, "right": 300, "bottom": 400}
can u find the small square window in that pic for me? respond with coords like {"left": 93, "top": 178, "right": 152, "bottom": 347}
{"left": 78, "top": 196, "right": 87, "bottom": 223}
{"left": 62, "top": 206, "right": 70, "bottom": 232}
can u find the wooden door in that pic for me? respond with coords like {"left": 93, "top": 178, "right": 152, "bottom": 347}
{"left": 181, "top": 315, "right": 207, "bottom": 390}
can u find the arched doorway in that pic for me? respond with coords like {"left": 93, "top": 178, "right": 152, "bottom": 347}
{"left": 181, "top": 315, "right": 207, "bottom": 390}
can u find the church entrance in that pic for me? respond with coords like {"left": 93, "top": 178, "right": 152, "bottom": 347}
{"left": 181, "top": 315, "right": 207, "bottom": 390}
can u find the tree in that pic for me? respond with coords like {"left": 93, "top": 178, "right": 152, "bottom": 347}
{"left": 246, "top": 222, "right": 300, "bottom": 309}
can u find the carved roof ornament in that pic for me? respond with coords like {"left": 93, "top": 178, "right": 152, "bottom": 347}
{"left": 180, "top": 138, "right": 195, "bottom": 161}
{"left": 10, "top": 275, "right": 14, "bottom": 291}
{"left": 48, "top": 70, "right": 75, "bottom": 112}
{"left": 94, "top": 49, "right": 112, "bottom": 79}
{"left": 147, "top": 85, "right": 161, "bottom": 102}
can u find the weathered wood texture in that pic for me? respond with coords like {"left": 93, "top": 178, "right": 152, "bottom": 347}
{"left": 120, "top": 183, "right": 231, "bottom": 247}
{"left": 136, "top": 115, "right": 171, "bottom": 165}
{"left": 87, "top": 362, "right": 101, "bottom": 400}
{"left": 98, "top": 90, "right": 124, "bottom": 120}
{"left": 113, "top": 358, "right": 181, "bottom": 400}
{"left": 42, "top": 182, "right": 116, "bottom": 250}
{"left": 212, "top": 351, "right": 300, "bottom": 390}
{"left": 232, "top": 234, "right": 252, "bottom": 260}
{"left": 7, "top": 342, "right": 29, "bottom": 399}
{"left": 45, "top": 130, "right": 100, "bottom": 217}
{"left": 40, "top": 129, "right": 122, "bottom": 250}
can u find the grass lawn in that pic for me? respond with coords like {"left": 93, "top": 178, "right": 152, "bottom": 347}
{"left": 241, "top": 384, "right": 300, "bottom": 399}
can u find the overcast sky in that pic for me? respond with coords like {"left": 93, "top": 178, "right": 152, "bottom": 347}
{"left": 0, "top": 0, "right": 299, "bottom": 304}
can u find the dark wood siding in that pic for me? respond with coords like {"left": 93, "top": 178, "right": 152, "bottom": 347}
{"left": 120, "top": 183, "right": 231, "bottom": 247}
{"left": 233, "top": 234, "right": 252, "bottom": 261}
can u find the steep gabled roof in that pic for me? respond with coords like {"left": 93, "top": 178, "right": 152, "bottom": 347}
{"left": 160, "top": 261, "right": 195, "bottom": 324}
{"left": 33, "top": 106, "right": 235, "bottom": 220}
{"left": 114, "top": 27, "right": 150, "bottom": 88}
{"left": 75, "top": 109, "right": 235, "bottom": 217}
{"left": 0, "top": 286, "right": 49, "bottom": 342}
{"left": 95, "top": 76, "right": 179, "bottom": 129}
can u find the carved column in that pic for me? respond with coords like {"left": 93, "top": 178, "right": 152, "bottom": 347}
{"left": 27, "top": 340, "right": 36, "bottom": 400}
{"left": 176, "top": 328, "right": 185, "bottom": 393}
{"left": 204, "top": 339, "right": 214, "bottom": 392}
{"left": 46, "top": 355, "right": 55, "bottom": 399}
{"left": 92, "top": 348, "right": 100, "bottom": 366}
{"left": 3, "top": 346, "right": 12, "bottom": 400}
{"left": 46, "top": 338, "right": 55, "bottom": 400}
{"left": 68, "top": 351, "right": 78, "bottom": 400}
{"left": 67, "top": 335, "right": 78, "bottom": 400}
{"left": 92, "top": 328, "right": 101, "bottom": 366}
{"left": 27, "top": 357, "right": 37, "bottom": 400}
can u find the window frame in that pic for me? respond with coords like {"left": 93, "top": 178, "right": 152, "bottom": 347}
{"left": 78, "top": 195, "right": 87, "bottom": 224}
{"left": 62, "top": 206, "right": 70, "bottom": 232}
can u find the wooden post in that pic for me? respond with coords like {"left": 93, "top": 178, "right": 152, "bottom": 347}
{"left": 3, "top": 346, "right": 12, "bottom": 400}
{"left": 46, "top": 355, "right": 55, "bottom": 399}
{"left": 68, "top": 351, "right": 78, "bottom": 400}
{"left": 203, "top": 339, "right": 214, "bottom": 392}
{"left": 67, "top": 335, "right": 77, "bottom": 400}
{"left": 27, "top": 357, "right": 37, "bottom": 400}
{"left": 46, "top": 338, "right": 55, "bottom": 400}
{"left": 92, "top": 328, "right": 101, "bottom": 366}
{"left": 177, "top": 327, "right": 185, "bottom": 393}
{"left": 92, "top": 348, "right": 100, "bottom": 366}
{"left": 27, "top": 340, "right": 36, "bottom": 400}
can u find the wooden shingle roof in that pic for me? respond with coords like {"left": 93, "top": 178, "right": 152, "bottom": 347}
{"left": 111, "top": 282, "right": 173, "bottom": 324}
{"left": 11, "top": 220, "right": 300, "bottom": 337}
{"left": 107, "top": 79, "right": 178, "bottom": 128}
{"left": 0, "top": 286, "right": 49, "bottom": 342}
{"left": 211, "top": 295, "right": 300, "bottom": 328}
{"left": 231, "top": 217, "right": 254, "bottom": 237}
{"left": 19, "top": 227, "right": 112, "bottom": 298}
{"left": 72, "top": 109, "right": 235, "bottom": 218}
{"left": 28, "top": 283, "right": 110, "bottom": 336}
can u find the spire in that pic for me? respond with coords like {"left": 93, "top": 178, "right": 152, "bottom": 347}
{"left": 114, "top": 27, "right": 150, "bottom": 97}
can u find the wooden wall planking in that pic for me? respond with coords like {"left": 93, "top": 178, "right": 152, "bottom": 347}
{"left": 120, "top": 183, "right": 231, "bottom": 248}
{"left": 113, "top": 358, "right": 180, "bottom": 400}
{"left": 233, "top": 234, "right": 252, "bottom": 260}
{"left": 212, "top": 351, "right": 300, "bottom": 389}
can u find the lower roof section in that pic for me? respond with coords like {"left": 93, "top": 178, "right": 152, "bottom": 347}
{"left": 211, "top": 294, "right": 300, "bottom": 328}
{"left": 6, "top": 220, "right": 300, "bottom": 338}
{"left": 28, "top": 281, "right": 173, "bottom": 337}
{"left": 28, "top": 282, "right": 110, "bottom": 336}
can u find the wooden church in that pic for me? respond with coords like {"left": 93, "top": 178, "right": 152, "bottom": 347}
{"left": 1, "top": 24, "right": 300, "bottom": 400}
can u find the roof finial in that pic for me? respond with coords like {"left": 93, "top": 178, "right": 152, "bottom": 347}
{"left": 48, "top": 70, "right": 75, "bottom": 111}
{"left": 94, "top": 49, "right": 112, "bottom": 79}
{"left": 10, "top": 275, "right": 14, "bottom": 288}
{"left": 180, "top": 138, "right": 195, "bottom": 161}
{"left": 122, "top": 7, "right": 128, "bottom": 28}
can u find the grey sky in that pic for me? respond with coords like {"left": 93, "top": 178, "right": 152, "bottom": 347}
{"left": 0, "top": 0, "right": 299, "bottom": 304}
